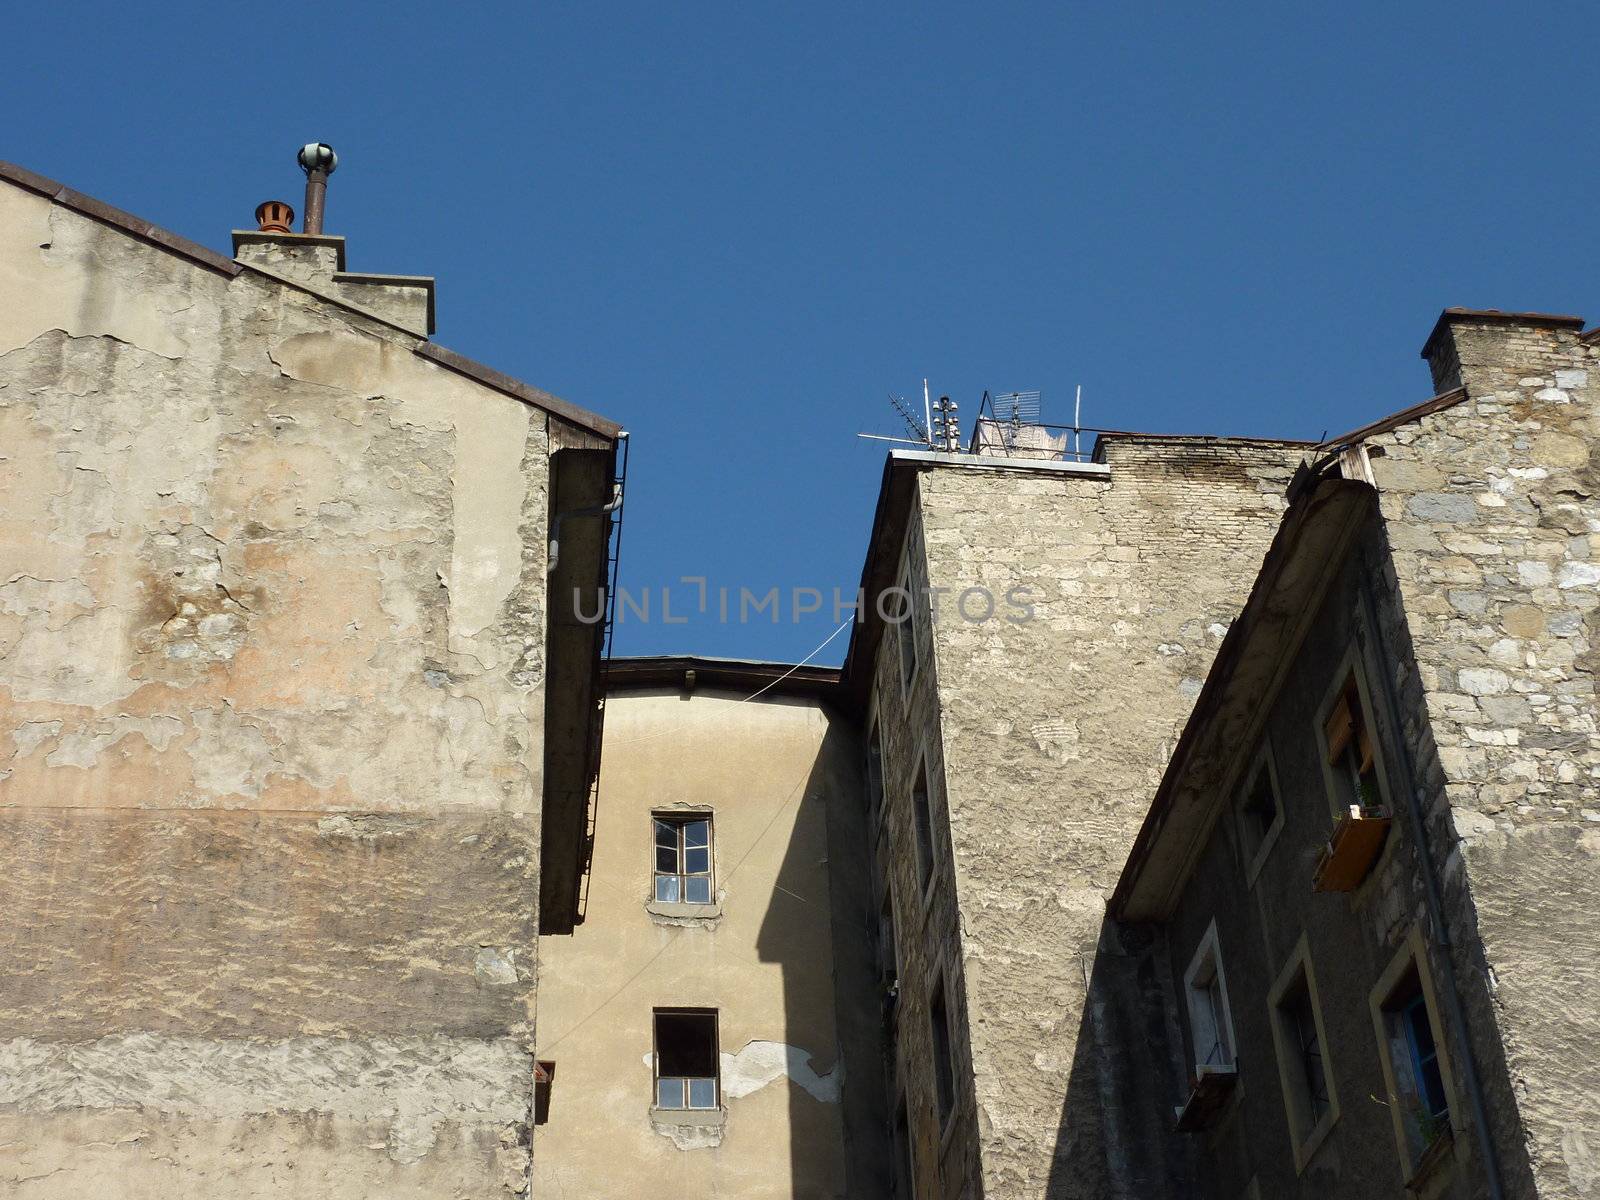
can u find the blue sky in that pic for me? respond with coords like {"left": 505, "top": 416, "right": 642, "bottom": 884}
{"left": 8, "top": 2, "right": 1594, "bottom": 664}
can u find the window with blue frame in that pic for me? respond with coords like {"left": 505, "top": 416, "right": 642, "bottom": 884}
{"left": 654, "top": 814, "right": 713, "bottom": 904}
{"left": 1380, "top": 967, "right": 1452, "bottom": 1160}
{"left": 1402, "top": 993, "right": 1449, "bottom": 1123}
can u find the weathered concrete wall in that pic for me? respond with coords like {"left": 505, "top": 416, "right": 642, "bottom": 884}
{"left": 0, "top": 178, "right": 559, "bottom": 1194}
{"left": 901, "top": 441, "right": 1307, "bottom": 1197}
{"left": 532, "top": 687, "right": 882, "bottom": 1199}
{"left": 1360, "top": 315, "right": 1600, "bottom": 1199}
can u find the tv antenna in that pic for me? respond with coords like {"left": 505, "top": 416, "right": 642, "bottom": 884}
{"left": 857, "top": 378, "right": 938, "bottom": 450}
{"left": 889, "top": 391, "right": 931, "bottom": 446}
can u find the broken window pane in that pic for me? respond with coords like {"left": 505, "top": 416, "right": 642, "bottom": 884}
{"left": 654, "top": 1010, "right": 719, "bottom": 1111}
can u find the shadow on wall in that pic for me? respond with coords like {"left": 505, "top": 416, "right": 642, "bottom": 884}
{"left": 1046, "top": 916, "right": 1197, "bottom": 1200}
{"left": 754, "top": 714, "right": 891, "bottom": 1200}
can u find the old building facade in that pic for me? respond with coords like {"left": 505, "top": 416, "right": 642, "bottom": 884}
{"left": 2, "top": 158, "right": 1596, "bottom": 1200}
{"left": 0, "top": 161, "right": 620, "bottom": 1197}
{"left": 533, "top": 657, "right": 885, "bottom": 1198}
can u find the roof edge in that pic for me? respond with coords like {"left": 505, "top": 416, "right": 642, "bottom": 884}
{"left": 1, "top": 159, "right": 621, "bottom": 440}
{"left": 1317, "top": 387, "right": 1468, "bottom": 451}
{"left": 2, "top": 160, "right": 242, "bottom": 278}
{"left": 1421, "top": 307, "right": 1586, "bottom": 361}
{"left": 415, "top": 343, "right": 621, "bottom": 440}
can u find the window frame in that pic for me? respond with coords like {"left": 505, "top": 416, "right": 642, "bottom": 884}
{"left": 1182, "top": 918, "right": 1237, "bottom": 1072}
{"left": 928, "top": 967, "right": 958, "bottom": 1134}
{"left": 1266, "top": 933, "right": 1340, "bottom": 1172}
{"left": 1369, "top": 926, "right": 1462, "bottom": 1181}
{"left": 1234, "top": 740, "right": 1285, "bottom": 888}
{"left": 652, "top": 811, "right": 715, "bottom": 906}
{"left": 651, "top": 1007, "right": 721, "bottom": 1112}
{"left": 896, "top": 520, "right": 923, "bottom": 695}
{"left": 1313, "top": 644, "right": 1393, "bottom": 824}
{"left": 867, "top": 717, "right": 886, "bottom": 838}
{"left": 911, "top": 756, "right": 937, "bottom": 902}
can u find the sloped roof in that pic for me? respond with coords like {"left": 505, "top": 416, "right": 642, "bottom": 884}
{"left": 0, "top": 160, "right": 621, "bottom": 439}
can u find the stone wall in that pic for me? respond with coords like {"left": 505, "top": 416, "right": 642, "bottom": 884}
{"left": 0, "top": 177, "right": 565, "bottom": 1195}
{"left": 864, "top": 496, "right": 984, "bottom": 1200}
{"left": 877, "top": 439, "right": 1306, "bottom": 1198}
{"left": 1360, "top": 313, "right": 1600, "bottom": 1199}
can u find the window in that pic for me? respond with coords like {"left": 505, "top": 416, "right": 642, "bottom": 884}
{"left": 911, "top": 762, "right": 935, "bottom": 894}
{"left": 1322, "top": 666, "right": 1386, "bottom": 817}
{"left": 533, "top": 1060, "right": 555, "bottom": 1125}
{"left": 930, "top": 974, "right": 956, "bottom": 1126}
{"left": 1267, "top": 936, "right": 1339, "bottom": 1170}
{"left": 1183, "top": 921, "right": 1235, "bottom": 1070}
{"left": 1235, "top": 746, "right": 1284, "bottom": 884}
{"left": 867, "top": 723, "right": 885, "bottom": 832}
{"left": 898, "top": 582, "right": 919, "bottom": 688}
{"left": 653, "top": 814, "right": 713, "bottom": 904}
{"left": 877, "top": 887, "right": 899, "bottom": 986}
{"left": 1371, "top": 929, "right": 1456, "bottom": 1177}
{"left": 653, "top": 1009, "right": 719, "bottom": 1110}
{"left": 1283, "top": 984, "right": 1329, "bottom": 1123}
{"left": 897, "top": 523, "right": 922, "bottom": 691}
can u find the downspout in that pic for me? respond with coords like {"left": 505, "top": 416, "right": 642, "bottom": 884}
{"left": 547, "top": 480, "right": 623, "bottom": 576}
{"left": 1355, "top": 524, "right": 1507, "bottom": 1200}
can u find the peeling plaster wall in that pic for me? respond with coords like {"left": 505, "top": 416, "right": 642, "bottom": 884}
{"left": 0, "top": 179, "right": 559, "bottom": 1195}
{"left": 533, "top": 688, "right": 882, "bottom": 1199}
{"left": 873, "top": 442, "right": 1306, "bottom": 1198}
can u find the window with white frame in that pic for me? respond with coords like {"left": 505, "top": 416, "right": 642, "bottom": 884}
{"left": 653, "top": 1009, "right": 719, "bottom": 1110}
{"left": 653, "top": 813, "right": 713, "bottom": 904}
{"left": 1183, "top": 920, "right": 1236, "bottom": 1071}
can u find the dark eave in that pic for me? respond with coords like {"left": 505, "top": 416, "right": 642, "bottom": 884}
{"left": 840, "top": 453, "right": 921, "bottom": 709}
{"left": 606, "top": 655, "right": 842, "bottom": 701}
{"left": 1110, "top": 472, "right": 1378, "bottom": 923}
{"left": 0, "top": 159, "right": 620, "bottom": 440}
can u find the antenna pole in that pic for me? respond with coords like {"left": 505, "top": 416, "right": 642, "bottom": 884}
{"left": 923, "top": 380, "right": 933, "bottom": 449}
{"left": 1074, "top": 384, "right": 1082, "bottom": 460}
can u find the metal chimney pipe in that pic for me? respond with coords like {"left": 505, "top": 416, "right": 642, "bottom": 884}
{"left": 296, "top": 142, "right": 338, "bottom": 235}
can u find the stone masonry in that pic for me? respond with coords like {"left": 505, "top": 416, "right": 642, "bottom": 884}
{"left": 1358, "top": 313, "right": 1600, "bottom": 1197}
{"left": 863, "top": 439, "right": 1308, "bottom": 1198}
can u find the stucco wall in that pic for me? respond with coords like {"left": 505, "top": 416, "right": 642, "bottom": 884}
{"left": 1362, "top": 316, "right": 1600, "bottom": 1199}
{"left": 0, "top": 179, "right": 558, "bottom": 1195}
{"left": 532, "top": 686, "right": 880, "bottom": 1199}
{"left": 905, "top": 440, "right": 1306, "bottom": 1197}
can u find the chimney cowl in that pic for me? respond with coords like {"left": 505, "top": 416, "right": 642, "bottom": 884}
{"left": 254, "top": 200, "right": 295, "bottom": 234}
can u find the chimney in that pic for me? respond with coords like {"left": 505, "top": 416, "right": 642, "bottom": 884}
{"left": 1421, "top": 308, "right": 1587, "bottom": 395}
{"left": 230, "top": 143, "right": 436, "bottom": 337}
{"left": 254, "top": 200, "right": 295, "bottom": 234}
{"left": 296, "top": 142, "right": 338, "bottom": 235}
